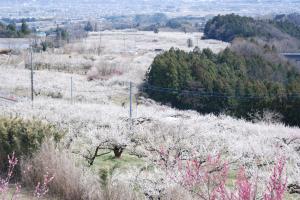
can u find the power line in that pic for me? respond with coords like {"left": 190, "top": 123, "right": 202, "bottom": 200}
{"left": 140, "top": 84, "right": 300, "bottom": 100}
{"left": 71, "top": 80, "right": 300, "bottom": 100}
{"left": 75, "top": 88, "right": 127, "bottom": 93}
{"left": 30, "top": 46, "right": 34, "bottom": 106}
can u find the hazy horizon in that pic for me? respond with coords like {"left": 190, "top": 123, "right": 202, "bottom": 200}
{"left": 1, "top": 0, "right": 300, "bottom": 19}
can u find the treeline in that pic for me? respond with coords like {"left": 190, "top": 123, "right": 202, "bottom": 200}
{"left": 274, "top": 13, "right": 300, "bottom": 27}
{"left": 145, "top": 47, "right": 300, "bottom": 126}
{"left": 1, "top": 17, "right": 37, "bottom": 24}
{"left": 32, "top": 24, "right": 88, "bottom": 51}
{"left": 0, "top": 20, "right": 31, "bottom": 38}
{"left": 204, "top": 14, "right": 259, "bottom": 42}
{"left": 203, "top": 14, "right": 300, "bottom": 44}
{"left": 99, "top": 13, "right": 206, "bottom": 32}
{"left": 139, "top": 14, "right": 206, "bottom": 32}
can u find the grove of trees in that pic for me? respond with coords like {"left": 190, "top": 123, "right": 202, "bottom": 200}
{"left": 0, "top": 20, "right": 31, "bottom": 38}
{"left": 271, "top": 20, "right": 300, "bottom": 40}
{"left": 204, "top": 14, "right": 258, "bottom": 42}
{"left": 145, "top": 47, "right": 300, "bottom": 126}
{"left": 203, "top": 13, "right": 300, "bottom": 44}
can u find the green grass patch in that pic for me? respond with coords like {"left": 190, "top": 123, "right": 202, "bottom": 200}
{"left": 226, "top": 169, "right": 237, "bottom": 188}
{"left": 93, "top": 151, "right": 144, "bottom": 170}
{"left": 92, "top": 151, "right": 145, "bottom": 185}
{"left": 284, "top": 193, "right": 299, "bottom": 200}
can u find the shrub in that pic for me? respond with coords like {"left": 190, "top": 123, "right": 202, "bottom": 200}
{"left": 0, "top": 152, "right": 20, "bottom": 198}
{"left": 21, "top": 141, "right": 103, "bottom": 200}
{"left": 0, "top": 152, "right": 53, "bottom": 200}
{"left": 47, "top": 91, "right": 63, "bottom": 99}
{"left": 87, "top": 62, "right": 124, "bottom": 81}
{"left": 250, "top": 110, "right": 283, "bottom": 124}
{"left": 40, "top": 41, "right": 54, "bottom": 52}
{"left": 0, "top": 117, "right": 62, "bottom": 173}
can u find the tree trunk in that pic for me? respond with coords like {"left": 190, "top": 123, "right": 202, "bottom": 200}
{"left": 89, "top": 146, "right": 100, "bottom": 166}
{"left": 113, "top": 146, "right": 123, "bottom": 158}
{"left": 288, "top": 184, "right": 300, "bottom": 194}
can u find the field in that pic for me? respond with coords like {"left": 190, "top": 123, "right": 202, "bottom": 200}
{"left": 0, "top": 31, "right": 299, "bottom": 199}
{"left": 0, "top": 30, "right": 228, "bottom": 108}
{"left": 0, "top": 38, "right": 30, "bottom": 50}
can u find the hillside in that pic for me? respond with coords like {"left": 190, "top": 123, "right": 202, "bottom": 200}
{"left": 0, "top": 30, "right": 299, "bottom": 199}
{"left": 275, "top": 13, "right": 300, "bottom": 27}
{"left": 204, "top": 14, "right": 300, "bottom": 52}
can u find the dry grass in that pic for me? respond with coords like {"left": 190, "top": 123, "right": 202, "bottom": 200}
{"left": 163, "top": 186, "right": 194, "bottom": 200}
{"left": 21, "top": 141, "right": 103, "bottom": 200}
{"left": 103, "top": 181, "right": 142, "bottom": 200}
{"left": 87, "top": 61, "right": 126, "bottom": 81}
{"left": 20, "top": 140, "right": 142, "bottom": 200}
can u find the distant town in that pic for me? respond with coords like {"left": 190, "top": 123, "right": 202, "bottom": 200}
{"left": 1, "top": 0, "right": 300, "bottom": 30}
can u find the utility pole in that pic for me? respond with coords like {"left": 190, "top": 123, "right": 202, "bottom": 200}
{"left": 123, "top": 34, "right": 126, "bottom": 52}
{"left": 197, "top": 35, "right": 202, "bottom": 47}
{"left": 129, "top": 82, "right": 132, "bottom": 119}
{"left": 98, "top": 22, "right": 102, "bottom": 56}
{"left": 56, "top": 24, "right": 62, "bottom": 48}
{"left": 70, "top": 76, "right": 73, "bottom": 104}
{"left": 136, "top": 94, "right": 138, "bottom": 118}
{"left": 134, "top": 35, "right": 136, "bottom": 50}
{"left": 30, "top": 46, "right": 34, "bottom": 106}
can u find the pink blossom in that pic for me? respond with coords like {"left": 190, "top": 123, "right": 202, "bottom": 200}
{"left": 263, "top": 158, "right": 287, "bottom": 200}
